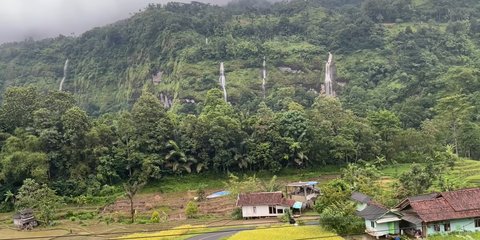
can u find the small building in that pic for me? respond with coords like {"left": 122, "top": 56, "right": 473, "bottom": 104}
{"left": 236, "top": 192, "right": 293, "bottom": 218}
{"left": 351, "top": 192, "right": 401, "bottom": 239}
{"left": 13, "top": 209, "right": 38, "bottom": 230}
{"left": 396, "top": 188, "right": 480, "bottom": 238}
{"left": 351, "top": 192, "right": 372, "bottom": 211}
{"left": 285, "top": 181, "right": 320, "bottom": 208}
{"left": 358, "top": 201, "right": 401, "bottom": 238}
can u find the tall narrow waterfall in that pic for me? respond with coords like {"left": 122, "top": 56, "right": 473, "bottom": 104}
{"left": 59, "top": 59, "right": 69, "bottom": 92}
{"left": 262, "top": 56, "right": 267, "bottom": 99}
{"left": 219, "top": 62, "right": 227, "bottom": 102}
{"left": 324, "top": 52, "right": 336, "bottom": 97}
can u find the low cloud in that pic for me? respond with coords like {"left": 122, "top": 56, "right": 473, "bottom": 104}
{"left": 0, "top": 0, "right": 230, "bottom": 43}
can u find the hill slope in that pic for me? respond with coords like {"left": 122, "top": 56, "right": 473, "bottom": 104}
{"left": 0, "top": 0, "right": 478, "bottom": 119}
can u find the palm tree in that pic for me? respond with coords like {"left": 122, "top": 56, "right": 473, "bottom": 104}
{"left": 165, "top": 140, "right": 204, "bottom": 173}
{"left": 4, "top": 190, "right": 15, "bottom": 205}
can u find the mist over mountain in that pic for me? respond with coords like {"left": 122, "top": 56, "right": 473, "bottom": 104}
{"left": 0, "top": 0, "right": 234, "bottom": 43}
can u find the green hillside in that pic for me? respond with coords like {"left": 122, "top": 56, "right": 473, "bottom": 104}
{"left": 0, "top": 0, "right": 478, "bottom": 117}
{"left": 0, "top": 0, "right": 479, "bottom": 218}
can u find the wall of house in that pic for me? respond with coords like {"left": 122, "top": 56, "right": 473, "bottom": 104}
{"left": 364, "top": 219, "right": 400, "bottom": 237}
{"left": 426, "top": 218, "right": 480, "bottom": 236}
{"left": 241, "top": 205, "right": 288, "bottom": 218}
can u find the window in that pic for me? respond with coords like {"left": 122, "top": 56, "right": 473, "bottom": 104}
{"left": 269, "top": 206, "right": 277, "bottom": 214}
{"left": 253, "top": 207, "right": 256, "bottom": 214}
{"left": 444, "top": 222, "right": 451, "bottom": 232}
{"left": 370, "top": 221, "right": 375, "bottom": 228}
{"left": 434, "top": 224, "right": 440, "bottom": 232}
{"left": 475, "top": 219, "right": 480, "bottom": 228}
{"left": 277, "top": 209, "right": 284, "bottom": 214}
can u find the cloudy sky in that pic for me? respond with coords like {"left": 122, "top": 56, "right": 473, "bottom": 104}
{"left": 0, "top": 0, "right": 229, "bottom": 43}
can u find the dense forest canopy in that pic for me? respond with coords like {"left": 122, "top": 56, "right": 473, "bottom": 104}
{"left": 0, "top": 0, "right": 480, "bottom": 210}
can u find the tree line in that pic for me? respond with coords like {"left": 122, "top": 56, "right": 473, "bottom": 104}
{"left": 0, "top": 84, "right": 478, "bottom": 211}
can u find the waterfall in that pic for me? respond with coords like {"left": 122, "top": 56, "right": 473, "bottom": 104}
{"left": 324, "top": 52, "right": 336, "bottom": 97}
{"left": 219, "top": 62, "right": 227, "bottom": 102}
{"left": 262, "top": 56, "right": 267, "bottom": 99}
{"left": 59, "top": 59, "right": 69, "bottom": 91}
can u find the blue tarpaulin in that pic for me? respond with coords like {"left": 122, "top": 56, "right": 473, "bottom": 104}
{"left": 306, "top": 181, "right": 318, "bottom": 186}
{"left": 292, "top": 201, "right": 303, "bottom": 209}
{"left": 206, "top": 190, "right": 230, "bottom": 199}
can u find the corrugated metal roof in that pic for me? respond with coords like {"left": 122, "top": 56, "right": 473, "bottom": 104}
{"left": 292, "top": 201, "right": 303, "bottom": 209}
{"left": 401, "top": 211, "right": 423, "bottom": 225}
{"left": 351, "top": 192, "right": 372, "bottom": 203}
{"left": 286, "top": 181, "right": 317, "bottom": 187}
{"left": 357, "top": 203, "right": 389, "bottom": 220}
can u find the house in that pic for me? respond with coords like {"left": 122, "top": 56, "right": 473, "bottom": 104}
{"left": 351, "top": 191, "right": 372, "bottom": 211}
{"left": 351, "top": 192, "right": 401, "bottom": 239}
{"left": 236, "top": 191, "right": 293, "bottom": 218}
{"left": 285, "top": 181, "right": 320, "bottom": 208}
{"left": 396, "top": 188, "right": 480, "bottom": 237}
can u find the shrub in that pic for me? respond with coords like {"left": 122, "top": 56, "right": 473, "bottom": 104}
{"left": 279, "top": 209, "right": 293, "bottom": 223}
{"left": 231, "top": 208, "right": 243, "bottom": 220}
{"left": 185, "top": 201, "right": 198, "bottom": 219}
{"left": 151, "top": 211, "right": 160, "bottom": 223}
{"left": 319, "top": 202, "right": 364, "bottom": 234}
{"left": 196, "top": 185, "right": 206, "bottom": 201}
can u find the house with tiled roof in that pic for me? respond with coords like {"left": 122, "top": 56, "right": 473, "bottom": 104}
{"left": 236, "top": 191, "right": 294, "bottom": 218}
{"left": 396, "top": 188, "right": 480, "bottom": 237}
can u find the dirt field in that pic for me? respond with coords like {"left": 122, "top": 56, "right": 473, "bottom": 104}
{"left": 103, "top": 189, "right": 237, "bottom": 221}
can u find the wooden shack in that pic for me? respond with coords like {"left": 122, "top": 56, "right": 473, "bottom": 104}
{"left": 13, "top": 209, "right": 38, "bottom": 230}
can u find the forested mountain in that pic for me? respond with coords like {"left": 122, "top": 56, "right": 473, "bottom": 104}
{"left": 0, "top": 0, "right": 480, "bottom": 209}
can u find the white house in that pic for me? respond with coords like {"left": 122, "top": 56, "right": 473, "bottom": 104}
{"left": 351, "top": 192, "right": 401, "bottom": 239}
{"left": 236, "top": 191, "right": 293, "bottom": 218}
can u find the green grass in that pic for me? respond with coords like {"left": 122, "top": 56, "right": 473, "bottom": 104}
{"left": 142, "top": 165, "right": 341, "bottom": 194}
{"left": 227, "top": 225, "right": 343, "bottom": 240}
{"left": 380, "top": 163, "right": 418, "bottom": 178}
{"left": 142, "top": 173, "right": 226, "bottom": 194}
{"left": 428, "top": 231, "right": 480, "bottom": 240}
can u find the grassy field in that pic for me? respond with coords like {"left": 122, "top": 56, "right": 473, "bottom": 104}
{"left": 428, "top": 232, "right": 480, "bottom": 240}
{"left": 143, "top": 165, "right": 341, "bottom": 194}
{"left": 227, "top": 225, "right": 343, "bottom": 240}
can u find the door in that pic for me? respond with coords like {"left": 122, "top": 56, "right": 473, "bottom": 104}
{"left": 388, "top": 222, "right": 395, "bottom": 234}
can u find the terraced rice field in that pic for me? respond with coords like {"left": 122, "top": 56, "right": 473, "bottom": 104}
{"left": 449, "top": 159, "right": 480, "bottom": 186}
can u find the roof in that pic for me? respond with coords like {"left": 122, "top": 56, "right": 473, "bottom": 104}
{"left": 351, "top": 192, "right": 372, "bottom": 204}
{"left": 401, "top": 210, "right": 423, "bottom": 226}
{"left": 395, "top": 193, "right": 439, "bottom": 210}
{"left": 441, "top": 188, "right": 480, "bottom": 211}
{"left": 286, "top": 181, "right": 318, "bottom": 187}
{"left": 292, "top": 201, "right": 303, "bottom": 209}
{"left": 236, "top": 192, "right": 291, "bottom": 207}
{"left": 357, "top": 201, "right": 389, "bottom": 220}
{"left": 402, "top": 188, "right": 480, "bottom": 223}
